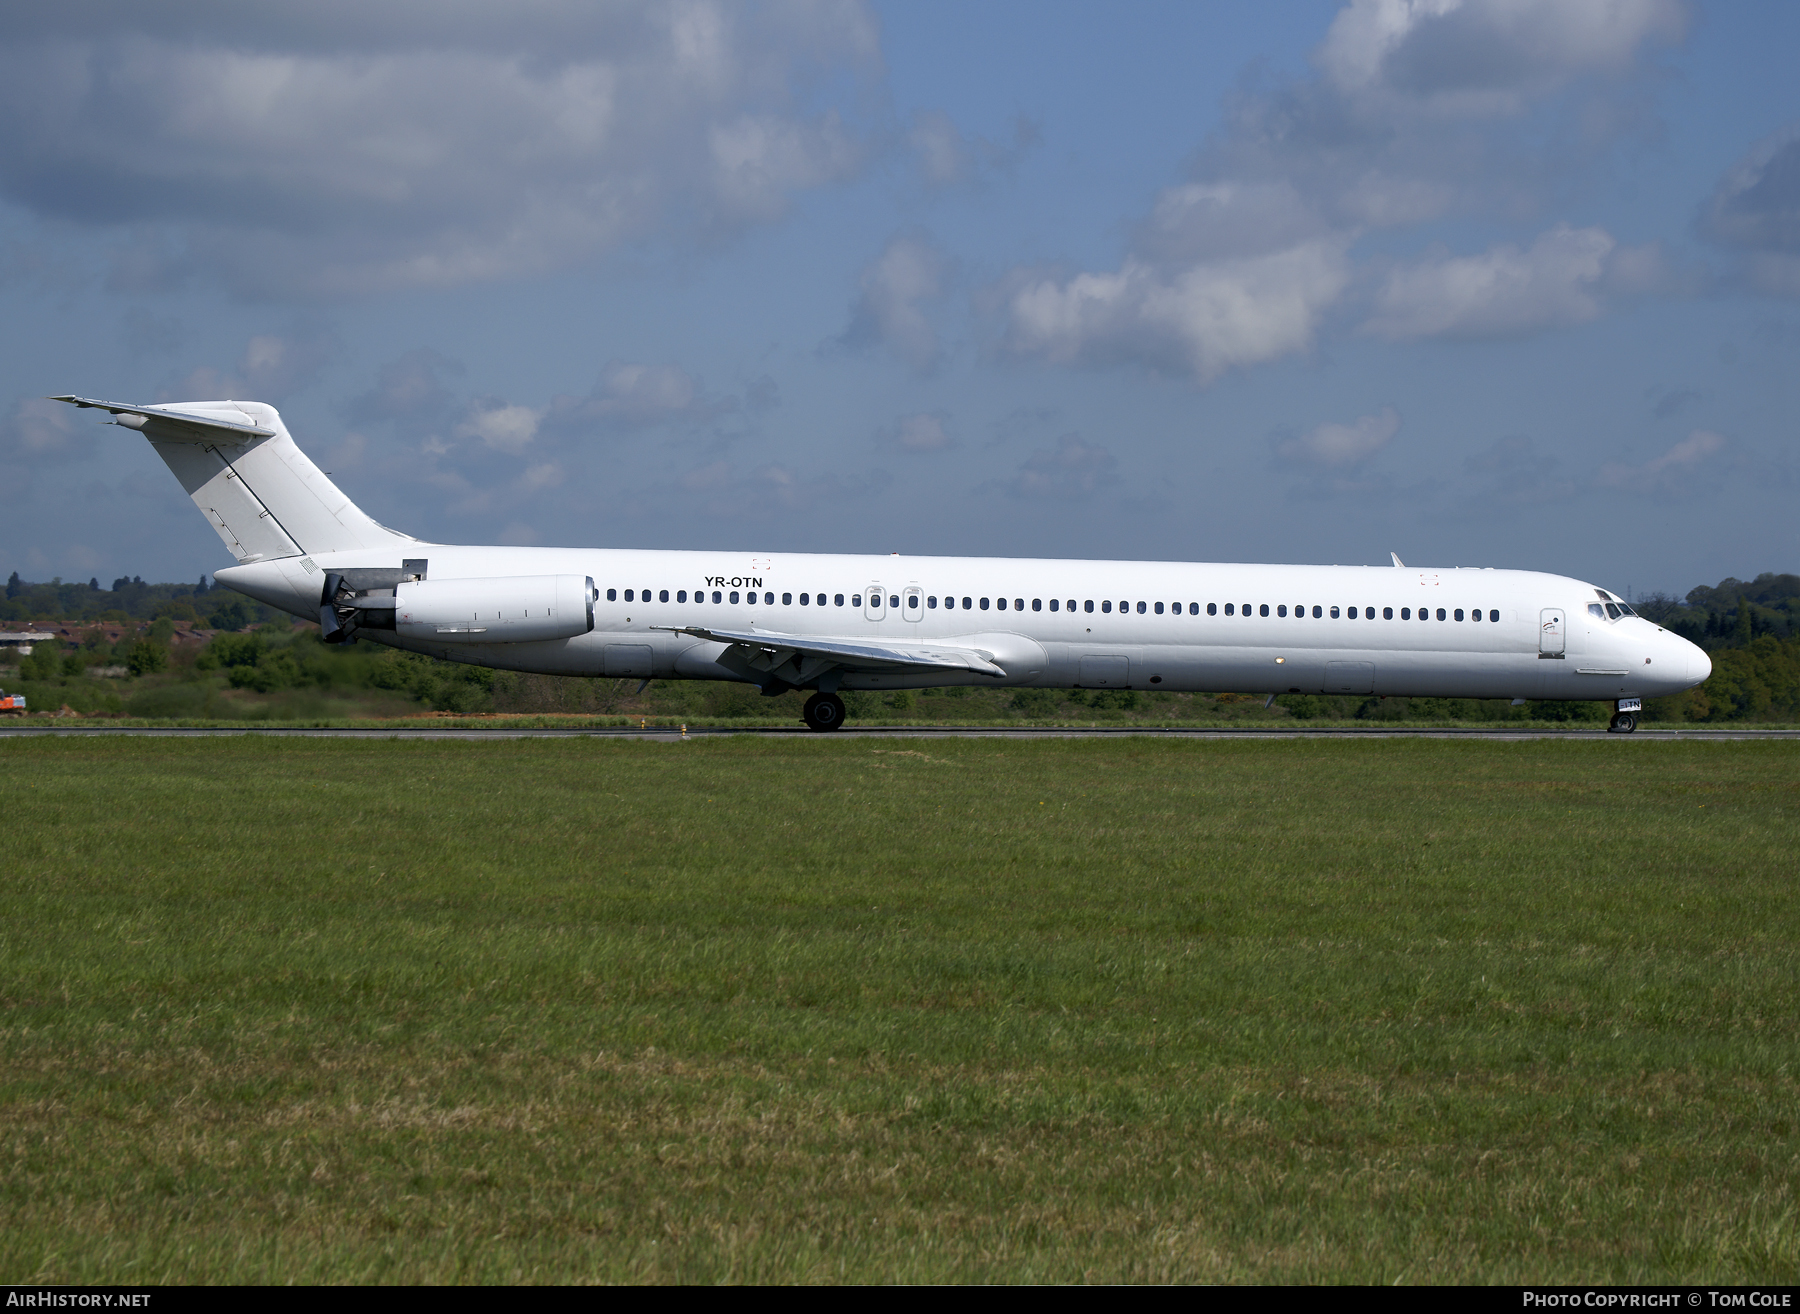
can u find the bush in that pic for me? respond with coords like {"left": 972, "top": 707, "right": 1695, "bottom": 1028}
{"left": 1010, "top": 688, "right": 1059, "bottom": 714}
{"left": 125, "top": 640, "right": 169, "bottom": 677}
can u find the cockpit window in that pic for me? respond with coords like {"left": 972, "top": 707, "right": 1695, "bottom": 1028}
{"left": 1588, "top": 604, "right": 1605, "bottom": 619}
{"left": 1604, "top": 603, "right": 1622, "bottom": 619}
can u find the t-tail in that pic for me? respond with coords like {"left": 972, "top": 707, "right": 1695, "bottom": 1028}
{"left": 49, "top": 396, "right": 420, "bottom": 562}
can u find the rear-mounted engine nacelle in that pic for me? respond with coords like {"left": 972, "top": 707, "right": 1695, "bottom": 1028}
{"left": 394, "top": 574, "right": 596, "bottom": 643}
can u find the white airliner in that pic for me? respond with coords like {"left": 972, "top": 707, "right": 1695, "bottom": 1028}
{"left": 53, "top": 395, "right": 1710, "bottom": 732}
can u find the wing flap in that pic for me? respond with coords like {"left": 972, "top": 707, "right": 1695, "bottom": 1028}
{"left": 49, "top": 395, "right": 275, "bottom": 442}
{"left": 654, "top": 625, "right": 1007, "bottom": 677}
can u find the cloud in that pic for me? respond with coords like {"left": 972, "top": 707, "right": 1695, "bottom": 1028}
{"left": 993, "top": 1, "right": 1688, "bottom": 381}
{"left": 1003, "top": 241, "right": 1351, "bottom": 382}
{"left": 161, "top": 326, "right": 340, "bottom": 401}
{"left": 1362, "top": 223, "right": 1614, "bottom": 340}
{"left": 0, "top": 2, "right": 882, "bottom": 296}
{"left": 456, "top": 401, "right": 544, "bottom": 455}
{"left": 629, "top": 457, "right": 890, "bottom": 522}
{"left": 882, "top": 412, "right": 954, "bottom": 453}
{"left": 550, "top": 360, "right": 728, "bottom": 432}
{"left": 1701, "top": 124, "right": 1800, "bottom": 296}
{"left": 993, "top": 435, "right": 1120, "bottom": 501}
{"left": 1595, "top": 428, "right": 1726, "bottom": 495}
{"left": 1461, "top": 434, "right": 1575, "bottom": 504}
{"left": 1318, "top": 0, "right": 1686, "bottom": 112}
{"left": 839, "top": 232, "right": 949, "bottom": 372}
{"left": 907, "top": 109, "right": 1039, "bottom": 187}
{"left": 2, "top": 396, "right": 89, "bottom": 465}
{"left": 1276, "top": 407, "right": 1399, "bottom": 466}
{"left": 345, "top": 349, "right": 466, "bottom": 427}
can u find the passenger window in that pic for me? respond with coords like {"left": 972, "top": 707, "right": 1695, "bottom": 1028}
{"left": 1207, "top": 603, "right": 1216, "bottom": 615}
{"left": 1435, "top": 608, "right": 1446, "bottom": 621}
{"left": 1016, "top": 598, "right": 1024, "bottom": 611}
{"left": 835, "top": 593, "right": 845, "bottom": 606}
{"left": 888, "top": 595, "right": 897, "bottom": 608}
{"left": 1224, "top": 603, "right": 1233, "bottom": 616}
{"left": 677, "top": 590, "right": 687, "bottom": 603}
{"left": 1401, "top": 607, "right": 1410, "bottom": 619}
{"left": 906, "top": 595, "right": 919, "bottom": 609}
{"left": 1454, "top": 609, "right": 1464, "bottom": 621}
{"left": 800, "top": 593, "right": 809, "bottom": 605}
{"left": 1347, "top": 607, "right": 1357, "bottom": 619}
{"left": 730, "top": 591, "right": 740, "bottom": 604}
{"left": 1033, "top": 599, "right": 1043, "bottom": 611}
{"left": 657, "top": 589, "right": 667, "bottom": 602}
{"left": 927, "top": 596, "right": 937, "bottom": 608}
{"left": 1068, "top": 600, "right": 1077, "bottom": 612}
{"left": 711, "top": 591, "right": 721, "bottom": 603}
{"left": 996, "top": 597, "right": 1006, "bottom": 610}
{"left": 1085, "top": 600, "right": 1095, "bottom": 613}
{"left": 1328, "top": 606, "right": 1338, "bottom": 618}
{"left": 1190, "top": 603, "right": 1199, "bottom": 615}
{"left": 1277, "top": 605, "right": 1287, "bottom": 617}
{"left": 1138, "top": 602, "right": 1147, "bottom": 614}
{"left": 1490, "top": 610, "right": 1500, "bottom": 622}
{"left": 1154, "top": 602, "right": 1164, "bottom": 614}
{"left": 964, "top": 597, "right": 973, "bottom": 609}
{"left": 1383, "top": 607, "right": 1392, "bottom": 619}
{"left": 746, "top": 592, "right": 756, "bottom": 605}
{"left": 606, "top": 588, "right": 617, "bottom": 601}
{"left": 1470, "top": 609, "right": 1480, "bottom": 622}
{"left": 623, "top": 589, "right": 634, "bottom": 602}
{"left": 1259, "top": 604, "right": 1268, "bottom": 617}
{"left": 981, "top": 597, "right": 991, "bottom": 610}
{"left": 782, "top": 592, "right": 792, "bottom": 605}
{"left": 1103, "top": 600, "right": 1113, "bottom": 613}
{"left": 1312, "top": 606, "right": 1322, "bottom": 618}
{"left": 851, "top": 595, "right": 861, "bottom": 607}
{"left": 1049, "top": 599, "right": 1058, "bottom": 611}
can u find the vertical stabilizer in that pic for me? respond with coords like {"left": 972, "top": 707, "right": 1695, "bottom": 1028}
{"left": 51, "top": 396, "right": 422, "bottom": 562}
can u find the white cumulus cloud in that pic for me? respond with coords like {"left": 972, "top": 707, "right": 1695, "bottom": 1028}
{"left": 1362, "top": 224, "right": 1615, "bottom": 340}
{"left": 1277, "top": 408, "right": 1401, "bottom": 466}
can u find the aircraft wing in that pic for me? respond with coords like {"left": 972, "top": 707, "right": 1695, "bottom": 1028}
{"left": 654, "top": 624, "right": 1007, "bottom": 678}
{"left": 48, "top": 395, "right": 275, "bottom": 442}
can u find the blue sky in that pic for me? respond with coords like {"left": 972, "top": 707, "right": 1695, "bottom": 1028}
{"left": 2, "top": 0, "right": 1796, "bottom": 597}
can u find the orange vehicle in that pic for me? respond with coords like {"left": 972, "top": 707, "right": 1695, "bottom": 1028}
{"left": 0, "top": 687, "right": 26, "bottom": 715}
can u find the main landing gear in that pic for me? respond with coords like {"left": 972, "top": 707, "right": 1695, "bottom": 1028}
{"left": 1608, "top": 711, "right": 1637, "bottom": 734}
{"left": 803, "top": 691, "right": 846, "bottom": 732}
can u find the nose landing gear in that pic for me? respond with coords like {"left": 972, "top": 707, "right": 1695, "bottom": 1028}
{"left": 803, "top": 691, "right": 846, "bottom": 732}
{"left": 1608, "top": 711, "right": 1638, "bottom": 734}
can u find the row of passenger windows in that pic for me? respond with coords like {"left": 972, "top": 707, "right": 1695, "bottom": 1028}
{"left": 604, "top": 587, "right": 1501, "bottom": 622}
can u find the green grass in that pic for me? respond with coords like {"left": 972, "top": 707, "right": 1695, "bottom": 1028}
{"left": 1, "top": 737, "right": 1796, "bottom": 1283}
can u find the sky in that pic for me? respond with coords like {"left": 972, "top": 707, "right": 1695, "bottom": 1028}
{"left": 1, "top": 0, "right": 1796, "bottom": 598}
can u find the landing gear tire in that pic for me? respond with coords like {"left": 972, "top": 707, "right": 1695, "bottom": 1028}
{"left": 1608, "top": 712, "right": 1637, "bottom": 734}
{"left": 803, "top": 692, "right": 847, "bottom": 732}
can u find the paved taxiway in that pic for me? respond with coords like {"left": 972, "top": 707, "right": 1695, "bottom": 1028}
{"left": 3, "top": 726, "right": 1796, "bottom": 741}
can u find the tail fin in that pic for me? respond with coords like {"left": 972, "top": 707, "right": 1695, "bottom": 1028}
{"left": 52, "top": 396, "right": 421, "bottom": 562}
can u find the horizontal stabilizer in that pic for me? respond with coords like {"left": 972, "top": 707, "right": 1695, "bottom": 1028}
{"left": 49, "top": 396, "right": 275, "bottom": 442}
{"left": 654, "top": 624, "right": 1006, "bottom": 677}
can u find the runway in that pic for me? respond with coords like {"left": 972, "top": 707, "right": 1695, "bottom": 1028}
{"left": 3, "top": 725, "right": 1796, "bottom": 741}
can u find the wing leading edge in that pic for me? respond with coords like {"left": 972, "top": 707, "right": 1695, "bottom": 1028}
{"left": 654, "top": 624, "right": 1007, "bottom": 686}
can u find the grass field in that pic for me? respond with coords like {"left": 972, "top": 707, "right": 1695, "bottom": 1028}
{"left": 1, "top": 736, "right": 1796, "bottom": 1283}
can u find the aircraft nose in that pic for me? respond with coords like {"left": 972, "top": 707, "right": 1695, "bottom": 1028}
{"left": 1687, "top": 639, "right": 1711, "bottom": 687}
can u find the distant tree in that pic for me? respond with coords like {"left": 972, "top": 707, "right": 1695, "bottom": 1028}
{"left": 1735, "top": 596, "right": 1754, "bottom": 646}
{"left": 111, "top": 577, "right": 129, "bottom": 593}
{"left": 196, "top": 574, "right": 209, "bottom": 594}
{"left": 89, "top": 578, "right": 99, "bottom": 590}
{"left": 5, "top": 572, "right": 18, "bottom": 600}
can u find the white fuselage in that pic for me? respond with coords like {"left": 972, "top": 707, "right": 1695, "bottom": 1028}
{"left": 218, "top": 546, "right": 1711, "bottom": 702}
